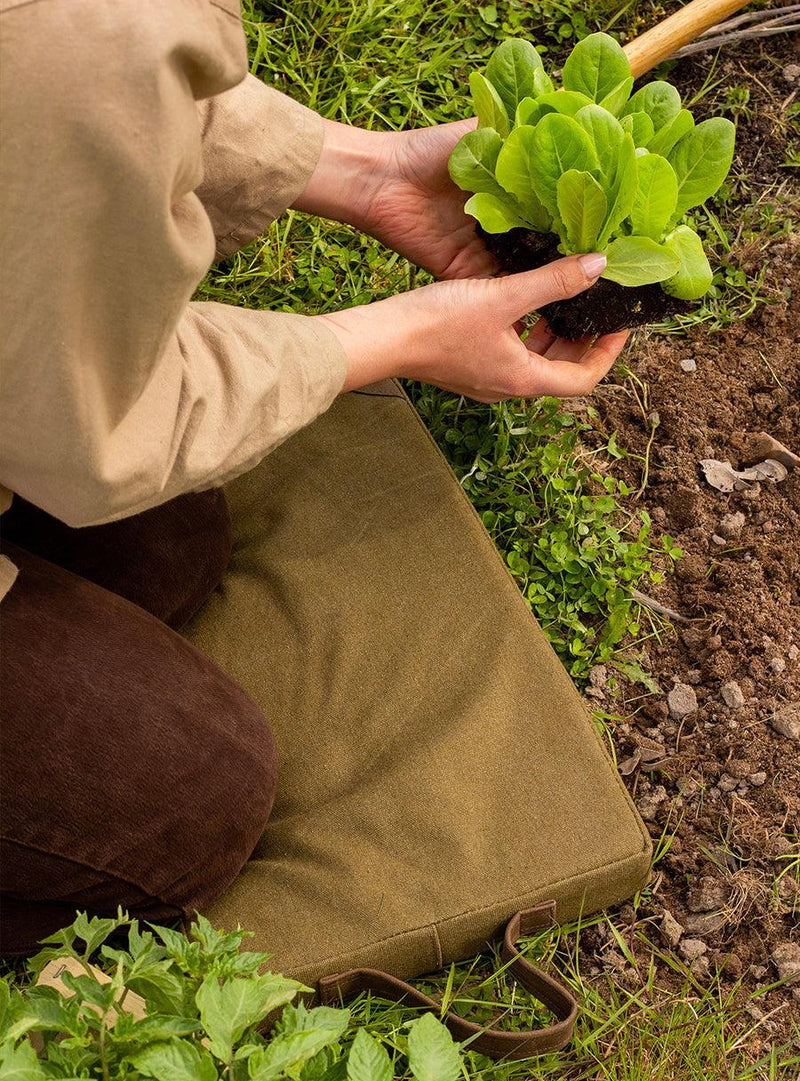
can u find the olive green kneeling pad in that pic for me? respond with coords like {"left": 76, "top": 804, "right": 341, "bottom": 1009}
{"left": 182, "top": 384, "right": 651, "bottom": 985}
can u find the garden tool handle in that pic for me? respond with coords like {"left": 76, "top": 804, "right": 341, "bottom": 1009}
{"left": 623, "top": 0, "right": 750, "bottom": 77}
{"left": 318, "top": 901, "right": 578, "bottom": 1061}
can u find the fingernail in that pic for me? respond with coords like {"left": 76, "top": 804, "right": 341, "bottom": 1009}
{"left": 579, "top": 253, "right": 606, "bottom": 278}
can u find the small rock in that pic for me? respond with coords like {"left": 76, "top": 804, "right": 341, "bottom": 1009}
{"left": 687, "top": 668, "right": 702, "bottom": 685}
{"left": 711, "top": 534, "right": 727, "bottom": 546}
{"left": 706, "top": 635, "right": 722, "bottom": 652}
{"left": 788, "top": 645, "right": 799, "bottom": 662}
{"left": 588, "top": 665, "right": 608, "bottom": 689}
{"left": 660, "top": 909, "right": 684, "bottom": 947}
{"left": 683, "top": 911, "right": 728, "bottom": 935}
{"left": 771, "top": 705, "right": 800, "bottom": 742}
{"left": 718, "top": 511, "right": 745, "bottom": 540}
{"left": 718, "top": 773, "right": 738, "bottom": 793}
{"left": 680, "top": 357, "right": 697, "bottom": 373}
{"left": 668, "top": 682, "right": 698, "bottom": 720}
{"left": 769, "top": 657, "right": 786, "bottom": 674}
{"left": 637, "top": 785, "right": 668, "bottom": 821}
{"left": 748, "top": 771, "right": 767, "bottom": 787}
{"left": 721, "top": 681, "right": 745, "bottom": 709}
{"left": 751, "top": 964, "right": 768, "bottom": 981}
{"left": 727, "top": 758, "right": 752, "bottom": 779}
{"left": 783, "top": 63, "right": 800, "bottom": 84}
{"left": 679, "top": 937, "right": 708, "bottom": 962}
{"left": 771, "top": 942, "right": 800, "bottom": 985}
{"left": 687, "top": 875, "right": 729, "bottom": 913}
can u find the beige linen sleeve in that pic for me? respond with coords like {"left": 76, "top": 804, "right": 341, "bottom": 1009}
{"left": 0, "top": 0, "right": 346, "bottom": 528}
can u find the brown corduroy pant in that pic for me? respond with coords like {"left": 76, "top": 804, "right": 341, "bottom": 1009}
{"left": 0, "top": 491, "right": 276, "bottom": 956}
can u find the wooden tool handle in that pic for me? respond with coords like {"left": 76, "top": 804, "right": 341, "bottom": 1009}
{"left": 623, "top": 0, "right": 750, "bottom": 76}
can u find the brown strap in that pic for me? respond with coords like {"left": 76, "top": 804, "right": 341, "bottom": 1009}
{"left": 318, "top": 901, "right": 578, "bottom": 1061}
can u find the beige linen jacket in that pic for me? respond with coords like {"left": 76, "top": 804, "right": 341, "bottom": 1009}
{"left": 0, "top": 0, "right": 347, "bottom": 597}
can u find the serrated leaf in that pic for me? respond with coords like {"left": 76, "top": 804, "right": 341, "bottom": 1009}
{"left": 530, "top": 113, "right": 599, "bottom": 217}
{"left": 447, "top": 129, "right": 503, "bottom": 194}
{"left": 0, "top": 1037, "right": 46, "bottom": 1080}
{"left": 130, "top": 1038, "right": 218, "bottom": 1081}
{"left": 407, "top": 1014, "right": 461, "bottom": 1081}
{"left": 469, "top": 72, "right": 509, "bottom": 136}
{"left": 275, "top": 1002, "right": 349, "bottom": 1040}
{"left": 562, "top": 32, "right": 631, "bottom": 104}
{"left": 346, "top": 1029, "right": 393, "bottom": 1081}
{"left": 485, "top": 39, "right": 551, "bottom": 119}
{"left": 630, "top": 154, "right": 678, "bottom": 240}
{"left": 668, "top": 117, "right": 735, "bottom": 218}
{"left": 662, "top": 225, "right": 713, "bottom": 300}
{"left": 249, "top": 1029, "right": 341, "bottom": 1080}
{"left": 602, "top": 236, "right": 680, "bottom": 286}
{"left": 196, "top": 974, "right": 302, "bottom": 1062}
{"left": 557, "top": 170, "right": 607, "bottom": 252}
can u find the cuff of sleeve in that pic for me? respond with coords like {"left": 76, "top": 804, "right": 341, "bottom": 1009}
{"left": 197, "top": 76, "right": 324, "bottom": 260}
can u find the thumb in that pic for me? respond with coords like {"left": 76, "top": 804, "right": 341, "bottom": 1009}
{"left": 497, "top": 252, "right": 607, "bottom": 318}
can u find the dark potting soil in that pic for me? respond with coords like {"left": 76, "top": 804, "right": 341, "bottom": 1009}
{"left": 479, "top": 226, "right": 691, "bottom": 339}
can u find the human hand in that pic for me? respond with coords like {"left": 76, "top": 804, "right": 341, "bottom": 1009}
{"left": 293, "top": 118, "right": 494, "bottom": 279}
{"left": 317, "top": 253, "right": 629, "bottom": 400}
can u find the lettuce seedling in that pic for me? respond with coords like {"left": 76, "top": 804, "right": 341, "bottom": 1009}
{"left": 449, "top": 34, "right": 735, "bottom": 306}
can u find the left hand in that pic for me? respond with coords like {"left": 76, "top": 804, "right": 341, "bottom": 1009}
{"left": 358, "top": 120, "right": 497, "bottom": 280}
{"left": 293, "top": 118, "right": 495, "bottom": 280}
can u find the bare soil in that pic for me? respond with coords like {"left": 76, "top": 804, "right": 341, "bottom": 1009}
{"left": 572, "top": 30, "right": 800, "bottom": 1055}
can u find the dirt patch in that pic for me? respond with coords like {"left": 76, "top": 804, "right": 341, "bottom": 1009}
{"left": 577, "top": 211, "right": 799, "bottom": 1052}
{"left": 561, "top": 27, "right": 800, "bottom": 1054}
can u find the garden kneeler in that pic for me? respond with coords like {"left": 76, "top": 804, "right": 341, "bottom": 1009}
{"left": 181, "top": 382, "right": 652, "bottom": 1057}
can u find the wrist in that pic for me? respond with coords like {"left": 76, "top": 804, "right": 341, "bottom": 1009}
{"left": 316, "top": 289, "right": 438, "bottom": 393}
{"left": 292, "top": 120, "right": 396, "bottom": 232}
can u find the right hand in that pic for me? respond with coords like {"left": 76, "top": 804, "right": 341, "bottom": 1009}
{"left": 318, "top": 253, "right": 628, "bottom": 401}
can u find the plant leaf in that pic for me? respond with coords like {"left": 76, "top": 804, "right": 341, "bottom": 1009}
{"left": 668, "top": 117, "right": 735, "bottom": 218}
{"left": 534, "top": 89, "right": 593, "bottom": 117}
{"left": 464, "top": 191, "right": 530, "bottom": 232}
{"left": 598, "top": 76, "right": 634, "bottom": 116}
{"left": 447, "top": 128, "right": 503, "bottom": 194}
{"left": 249, "top": 1029, "right": 341, "bottom": 1080}
{"left": 469, "top": 72, "right": 509, "bottom": 136}
{"left": 602, "top": 236, "right": 680, "bottom": 286}
{"left": 596, "top": 132, "right": 637, "bottom": 248}
{"left": 622, "top": 81, "right": 681, "bottom": 132}
{"left": 346, "top": 1029, "right": 393, "bottom": 1081}
{"left": 648, "top": 108, "right": 694, "bottom": 157}
{"left": 407, "top": 1013, "right": 461, "bottom": 1081}
{"left": 530, "top": 113, "right": 599, "bottom": 217}
{"left": 485, "top": 39, "right": 551, "bottom": 119}
{"left": 515, "top": 96, "right": 542, "bottom": 126}
{"left": 620, "top": 111, "right": 654, "bottom": 147}
{"left": 562, "top": 32, "right": 631, "bottom": 103}
{"left": 0, "top": 1037, "right": 46, "bottom": 1081}
{"left": 575, "top": 104, "right": 625, "bottom": 177}
{"left": 557, "top": 170, "right": 607, "bottom": 252}
{"left": 130, "top": 1039, "right": 218, "bottom": 1081}
{"left": 630, "top": 154, "right": 678, "bottom": 240}
{"left": 196, "top": 973, "right": 302, "bottom": 1062}
{"left": 662, "top": 225, "right": 713, "bottom": 299}
{"left": 494, "top": 125, "right": 552, "bottom": 230}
